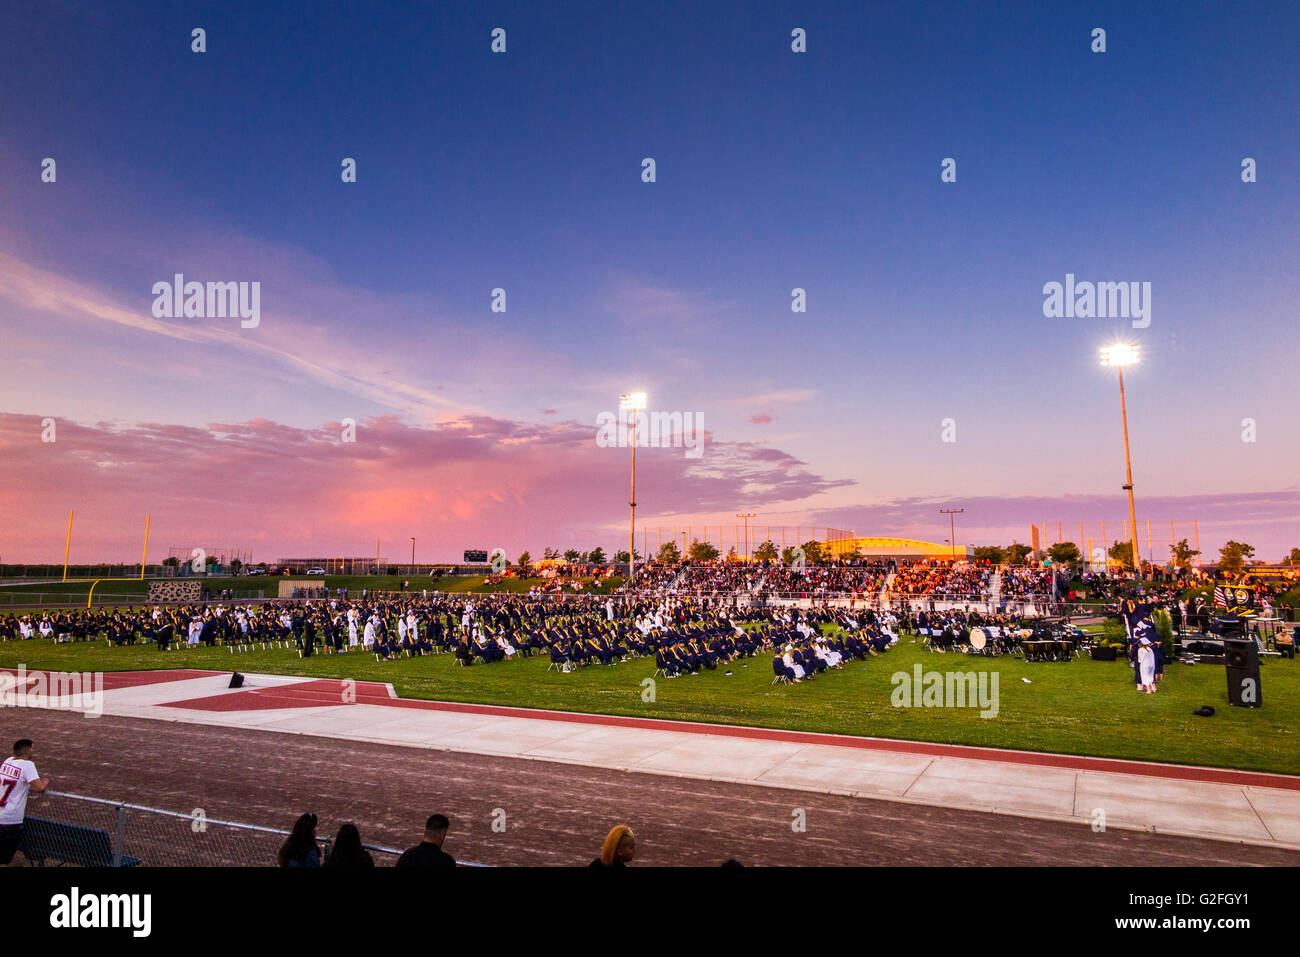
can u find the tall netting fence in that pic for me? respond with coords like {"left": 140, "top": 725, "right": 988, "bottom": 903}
{"left": 15, "top": 791, "right": 408, "bottom": 867}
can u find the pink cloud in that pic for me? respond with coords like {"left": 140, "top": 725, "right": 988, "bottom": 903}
{"left": 0, "top": 413, "right": 847, "bottom": 562}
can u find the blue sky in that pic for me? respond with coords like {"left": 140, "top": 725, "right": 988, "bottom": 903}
{"left": 1, "top": 0, "right": 1297, "bottom": 561}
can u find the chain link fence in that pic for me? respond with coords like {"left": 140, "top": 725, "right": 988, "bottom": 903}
{"left": 14, "top": 791, "right": 417, "bottom": 867}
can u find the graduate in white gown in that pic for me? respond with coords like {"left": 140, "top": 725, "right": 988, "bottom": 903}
{"left": 1137, "top": 637, "right": 1157, "bottom": 693}
{"left": 814, "top": 640, "right": 843, "bottom": 669}
{"left": 782, "top": 644, "right": 806, "bottom": 680}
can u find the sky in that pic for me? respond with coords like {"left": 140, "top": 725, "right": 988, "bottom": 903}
{"left": 1, "top": 0, "right": 1297, "bottom": 564}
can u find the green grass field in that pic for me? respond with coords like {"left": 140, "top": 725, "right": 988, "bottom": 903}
{"left": 2, "top": 632, "right": 1295, "bottom": 776}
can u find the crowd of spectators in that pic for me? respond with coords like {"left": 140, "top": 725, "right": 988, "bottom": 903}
{"left": 888, "top": 561, "right": 991, "bottom": 599}
{"left": 276, "top": 813, "right": 719, "bottom": 868}
{"left": 998, "top": 566, "right": 1054, "bottom": 599}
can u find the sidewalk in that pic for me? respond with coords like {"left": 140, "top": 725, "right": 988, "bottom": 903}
{"left": 11, "top": 667, "right": 1300, "bottom": 851}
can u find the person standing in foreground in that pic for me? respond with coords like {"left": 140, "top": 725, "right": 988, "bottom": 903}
{"left": 0, "top": 739, "right": 49, "bottom": 865}
{"left": 395, "top": 814, "right": 456, "bottom": 867}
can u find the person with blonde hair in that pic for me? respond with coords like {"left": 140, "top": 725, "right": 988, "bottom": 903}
{"left": 590, "top": 825, "right": 636, "bottom": 867}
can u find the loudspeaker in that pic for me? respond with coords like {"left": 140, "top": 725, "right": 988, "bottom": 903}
{"left": 1224, "top": 638, "right": 1257, "bottom": 670}
{"left": 1212, "top": 616, "right": 1244, "bottom": 637}
{"left": 229, "top": 672, "right": 245, "bottom": 688}
{"left": 1090, "top": 645, "right": 1117, "bottom": 661}
{"left": 1223, "top": 639, "right": 1260, "bottom": 708}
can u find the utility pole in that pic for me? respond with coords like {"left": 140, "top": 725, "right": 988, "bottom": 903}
{"left": 939, "top": 508, "right": 964, "bottom": 560}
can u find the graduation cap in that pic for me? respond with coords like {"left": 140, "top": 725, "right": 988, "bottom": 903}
{"left": 1193, "top": 705, "right": 1216, "bottom": 717}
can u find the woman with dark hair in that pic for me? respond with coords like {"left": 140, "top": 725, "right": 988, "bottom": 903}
{"left": 324, "top": 823, "right": 374, "bottom": 868}
{"left": 278, "top": 812, "right": 321, "bottom": 867}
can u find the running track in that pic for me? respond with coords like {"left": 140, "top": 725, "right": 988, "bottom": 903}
{"left": 6, "top": 668, "right": 1300, "bottom": 859}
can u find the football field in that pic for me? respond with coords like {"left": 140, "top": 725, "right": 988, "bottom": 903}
{"left": 2, "top": 629, "right": 1295, "bottom": 776}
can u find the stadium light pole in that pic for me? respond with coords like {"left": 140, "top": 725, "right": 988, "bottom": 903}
{"left": 1100, "top": 344, "right": 1142, "bottom": 576}
{"left": 620, "top": 392, "right": 647, "bottom": 580}
{"left": 939, "top": 508, "right": 963, "bottom": 560}
{"left": 410, "top": 537, "right": 415, "bottom": 574}
{"left": 736, "top": 513, "right": 755, "bottom": 561}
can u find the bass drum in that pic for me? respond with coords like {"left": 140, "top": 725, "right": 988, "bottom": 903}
{"left": 969, "top": 627, "right": 987, "bottom": 650}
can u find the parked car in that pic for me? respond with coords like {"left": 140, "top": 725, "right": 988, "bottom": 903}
{"left": 248, "top": 567, "right": 267, "bottom": 576}
{"left": 306, "top": 567, "right": 326, "bottom": 575}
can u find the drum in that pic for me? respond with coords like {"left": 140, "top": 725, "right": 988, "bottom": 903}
{"left": 969, "top": 627, "right": 987, "bottom": 650}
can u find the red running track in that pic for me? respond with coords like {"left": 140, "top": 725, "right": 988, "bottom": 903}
{"left": 32, "top": 668, "right": 1299, "bottom": 794}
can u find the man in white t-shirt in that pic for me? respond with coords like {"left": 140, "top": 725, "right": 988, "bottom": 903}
{"left": 0, "top": 739, "right": 48, "bottom": 865}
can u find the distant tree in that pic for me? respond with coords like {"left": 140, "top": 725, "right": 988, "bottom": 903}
{"left": 839, "top": 545, "right": 864, "bottom": 562}
{"left": 230, "top": 558, "right": 243, "bottom": 575}
{"left": 162, "top": 556, "right": 179, "bottom": 568}
{"left": 563, "top": 549, "right": 580, "bottom": 563}
{"left": 1170, "top": 539, "right": 1200, "bottom": 571}
{"left": 1046, "top": 542, "right": 1080, "bottom": 566}
{"left": 753, "top": 540, "right": 778, "bottom": 562}
{"left": 613, "top": 549, "right": 642, "bottom": 564}
{"left": 688, "top": 540, "right": 719, "bottom": 562}
{"left": 543, "top": 546, "right": 560, "bottom": 560}
{"left": 656, "top": 541, "right": 681, "bottom": 563}
{"left": 1004, "top": 542, "right": 1032, "bottom": 565}
{"left": 1286, "top": 547, "right": 1300, "bottom": 566}
{"left": 587, "top": 546, "right": 606, "bottom": 565}
{"left": 1107, "top": 540, "right": 1134, "bottom": 568}
{"left": 800, "top": 540, "right": 824, "bottom": 564}
{"left": 1218, "top": 541, "right": 1255, "bottom": 579}
{"left": 725, "top": 546, "right": 739, "bottom": 562}
{"left": 516, "top": 550, "right": 531, "bottom": 569}
{"left": 972, "top": 545, "right": 1006, "bottom": 564}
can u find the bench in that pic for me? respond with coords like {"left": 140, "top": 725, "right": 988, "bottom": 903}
{"left": 17, "top": 817, "right": 142, "bottom": 867}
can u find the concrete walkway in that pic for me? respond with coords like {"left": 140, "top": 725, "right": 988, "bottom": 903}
{"left": 11, "top": 667, "right": 1300, "bottom": 851}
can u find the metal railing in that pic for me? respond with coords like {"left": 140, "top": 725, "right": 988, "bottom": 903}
{"left": 0, "top": 591, "right": 270, "bottom": 609}
{"left": 16, "top": 791, "right": 486, "bottom": 867}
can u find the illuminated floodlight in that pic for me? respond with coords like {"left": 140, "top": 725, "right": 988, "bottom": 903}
{"left": 619, "top": 391, "right": 648, "bottom": 411}
{"left": 1099, "top": 343, "right": 1140, "bottom": 367}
